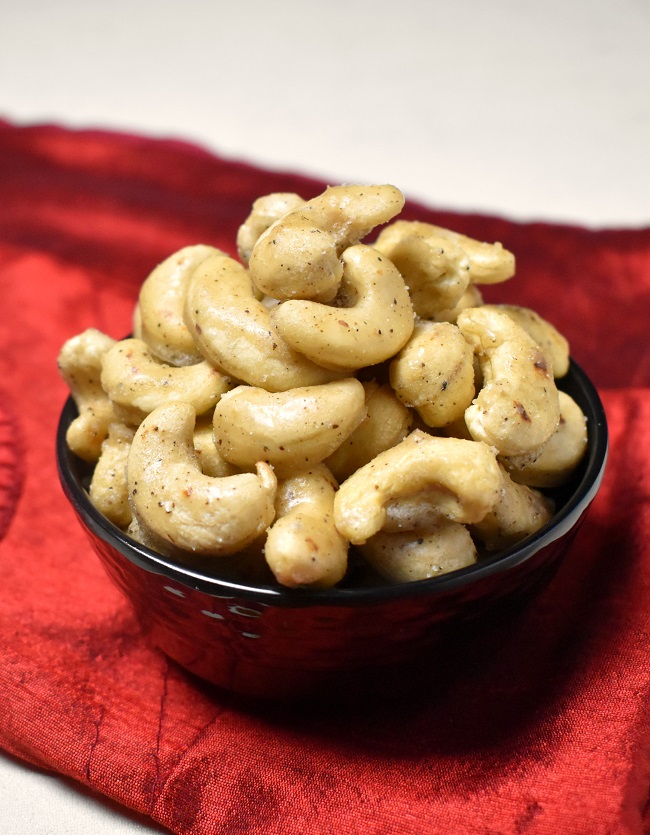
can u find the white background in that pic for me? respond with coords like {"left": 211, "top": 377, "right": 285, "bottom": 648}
{"left": 1, "top": 1, "right": 649, "bottom": 832}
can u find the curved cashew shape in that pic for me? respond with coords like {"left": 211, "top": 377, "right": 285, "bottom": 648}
{"left": 325, "top": 382, "right": 413, "bottom": 482}
{"left": 358, "top": 522, "right": 477, "bottom": 583}
{"left": 374, "top": 220, "right": 471, "bottom": 317}
{"left": 271, "top": 244, "right": 415, "bottom": 372}
{"left": 457, "top": 307, "right": 560, "bottom": 459}
{"left": 213, "top": 378, "right": 367, "bottom": 477}
{"left": 248, "top": 184, "right": 405, "bottom": 301}
{"left": 127, "top": 401, "right": 277, "bottom": 556}
{"left": 333, "top": 430, "right": 502, "bottom": 545}
{"left": 58, "top": 328, "right": 118, "bottom": 462}
{"left": 89, "top": 422, "right": 135, "bottom": 528}
{"left": 100, "top": 338, "right": 231, "bottom": 425}
{"left": 265, "top": 465, "right": 348, "bottom": 588}
{"left": 506, "top": 391, "right": 588, "bottom": 487}
{"left": 480, "top": 304, "right": 570, "bottom": 378}
{"left": 236, "top": 192, "right": 306, "bottom": 265}
{"left": 471, "top": 464, "right": 555, "bottom": 550}
{"left": 384, "top": 221, "right": 515, "bottom": 284}
{"left": 389, "top": 321, "right": 475, "bottom": 427}
{"left": 137, "top": 244, "right": 221, "bottom": 366}
{"left": 185, "top": 250, "right": 341, "bottom": 391}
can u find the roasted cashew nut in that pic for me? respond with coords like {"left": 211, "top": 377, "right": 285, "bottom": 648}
{"left": 185, "top": 250, "right": 341, "bottom": 391}
{"left": 265, "top": 465, "right": 348, "bottom": 588}
{"left": 480, "top": 304, "right": 570, "bottom": 378}
{"left": 270, "top": 244, "right": 415, "bottom": 371}
{"left": 471, "top": 464, "right": 555, "bottom": 550}
{"left": 333, "top": 429, "right": 502, "bottom": 545}
{"left": 358, "top": 522, "right": 477, "bottom": 583}
{"left": 136, "top": 244, "right": 221, "bottom": 366}
{"left": 432, "top": 284, "right": 484, "bottom": 324}
{"left": 383, "top": 221, "right": 515, "bottom": 285}
{"left": 127, "top": 401, "right": 277, "bottom": 556}
{"left": 374, "top": 220, "right": 471, "bottom": 317}
{"left": 248, "top": 184, "right": 405, "bottom": 301}
{"left": 236, "top": 192, "right": 306, "bottom": 265}
{"left": 89, "top": 422, "right": 135, "bottom": 528}
{"left": 389, "top": 320, "right": 475, "bottom": 427}
{"left": 58, "top": 328, "right": 118, "bottom": 462}
{"left": 457, "top": 307, "right": 560, "bottom": 460}
{"left": 100, "top": 337, "right": 232, "bottom": 425}
{"left": 325, "top": 382, "right": 413, "bottom": 483}
{"left": 213, "top": 378, "right": 367, "bottom": 476}
{"left": 506, "top": 391, "right": 588, "bottom": 487}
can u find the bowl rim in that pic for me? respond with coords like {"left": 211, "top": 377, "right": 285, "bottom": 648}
{"left": 57, "top": 358, "right": 608, "bottom": 607}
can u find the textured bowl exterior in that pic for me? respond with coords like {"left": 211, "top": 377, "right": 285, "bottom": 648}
{"left": 57, "top": 361, "right": 607, "bottom": 700}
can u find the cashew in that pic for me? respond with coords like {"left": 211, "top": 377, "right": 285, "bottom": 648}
{"left": 137, "top": 245, "right": 221, "bottom": 366}
{"left": 100, "top": 337, "right": 231, "bottom": 425}
{"left": 89, "top": 422, "right": 135, "bottom": 528}
{"left": 127, "top": 401, "right": 277, "bottom": 556}
{"left": 236, "top": 192, "right": 306, "bottom": 265}
{"left": 471, "top": 464, "right": 555, "bottom": 550}
{"left": 58, "top": 328, "right": 118, "bottom": 462}
{"left": 333, "top": 429, "right": 502, "bottom": 545}
{"left": 184, "top": 249, "right": 341, "bottom": 391}
{"left": 374, "top": 220, "right": 471, "bottom": 317}
{"left": 248, "top": 184, "right": 405, "bottom": 301}
{"left": 325, "top": 382, "right": 413, "bottom": 482}
{"left": 480, "top": 304, "right": 570, "bottom": 378}
{"left": 358, "top": 523, "right": 477, "bottom": 583}
{"left": 457, "top": 307, "right": 560, "bottom": 459}
{"left": 506, "top": 391, "right": 588, "bottom": 487}
{"left": 389, "top": 320, "right": 475, "bottom": 427}
{"left": 265, "top": 465, "right": 348, "bottom": 588}
{"left": 271, "top": 244, "right": 415, "bottom": 371}
{"left": 192, "top": 414, "right": 239, "bottom": 478}
{"left": 383, "top": 221, "right": 514, "bottom": 284}
{"left": 213, "top": 378, "right": 367, "bottom": 477}
{"left": 432, "top": 283, "right": 484, "bottom": 324}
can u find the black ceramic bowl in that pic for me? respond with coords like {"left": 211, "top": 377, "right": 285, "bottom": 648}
{"left": 57, "top": 360, "right": 607, "bottom": 701}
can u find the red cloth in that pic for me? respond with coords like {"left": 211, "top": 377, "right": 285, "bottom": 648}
{"left": 1, "top": 119, "right": 649, "bottom": 834}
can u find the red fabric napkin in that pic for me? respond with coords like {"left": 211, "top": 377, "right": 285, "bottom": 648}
{"left": 1, "top": 119, "right": 649, "bottom": 835}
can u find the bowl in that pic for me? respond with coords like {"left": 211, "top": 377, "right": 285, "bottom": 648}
{"left": 56, "top": 359, "right": 607, "bottom": 702}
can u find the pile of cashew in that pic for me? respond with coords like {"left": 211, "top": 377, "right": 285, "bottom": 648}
{"left": 59, "top": 182, "right": 588, "bottom": 589}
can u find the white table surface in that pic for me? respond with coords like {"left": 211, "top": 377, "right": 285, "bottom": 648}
{"left": 1, "top": 0, "right": 649, "bottom": 832}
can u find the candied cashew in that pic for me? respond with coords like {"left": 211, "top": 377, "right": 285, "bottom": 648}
{"left": 100, "top": 337, "right": 231, "bottom": 425}
{"left": 471, "top": 464, "right": 555, "bottom": 550}
{"left": 213, "top": 378, "right": 367, "bottom": 476}
{"left": 358, "top": 523, "right": 477, "bottom": 583}
{"left": 271, "top": 244, "right": 415, "bottom": 372}
{"left": 480, "top": 304, "right": 570, "bottom": 378}
{"left": 192, "top": 414, "right": 239, "bottom": 478}
{"left": 136, "top": 245, "right": 222, "bottom": 366}
{"left": 389, "top": 320, "right": 475, "bottom": 427}
{"left": 333, "top": 430, "right": 502, "bottom": 545}
{"left": 325, "top": 382, "right": 414, "bottom": 483}
{"left": 457, "top": 307, "right": 560, "bottom": 459}
{"left": 127, "top": 401, "right": 277, "bottom": 556}
{"left": 505, "top": 391, "right": 588, "bottom": 487}
{"left": 265, "top": 465, "right": 348, "bottom": 588}
{"left": 375, "top": 220, "right": 471, "bottom": 317}
{"left": 236, "top": 192, "right": 306, "bottom": 265}
{"left": 185, "top": 250, "right": 341, "bottom": 391}
{"left": 58, "top": 328, "right": 118, "bottom": 462}
{"left": 89, "top": 422, "right": 135, "bottom": 528}
{"left": 248, "top": 184, "right": 405, "bottom": 301}
{"left": 432, "top": 284, "right": 484, "bottom": 324}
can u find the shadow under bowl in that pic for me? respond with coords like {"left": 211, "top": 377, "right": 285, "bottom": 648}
{"left": 57, "top": 360, "right": 608, "bottom": 702}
